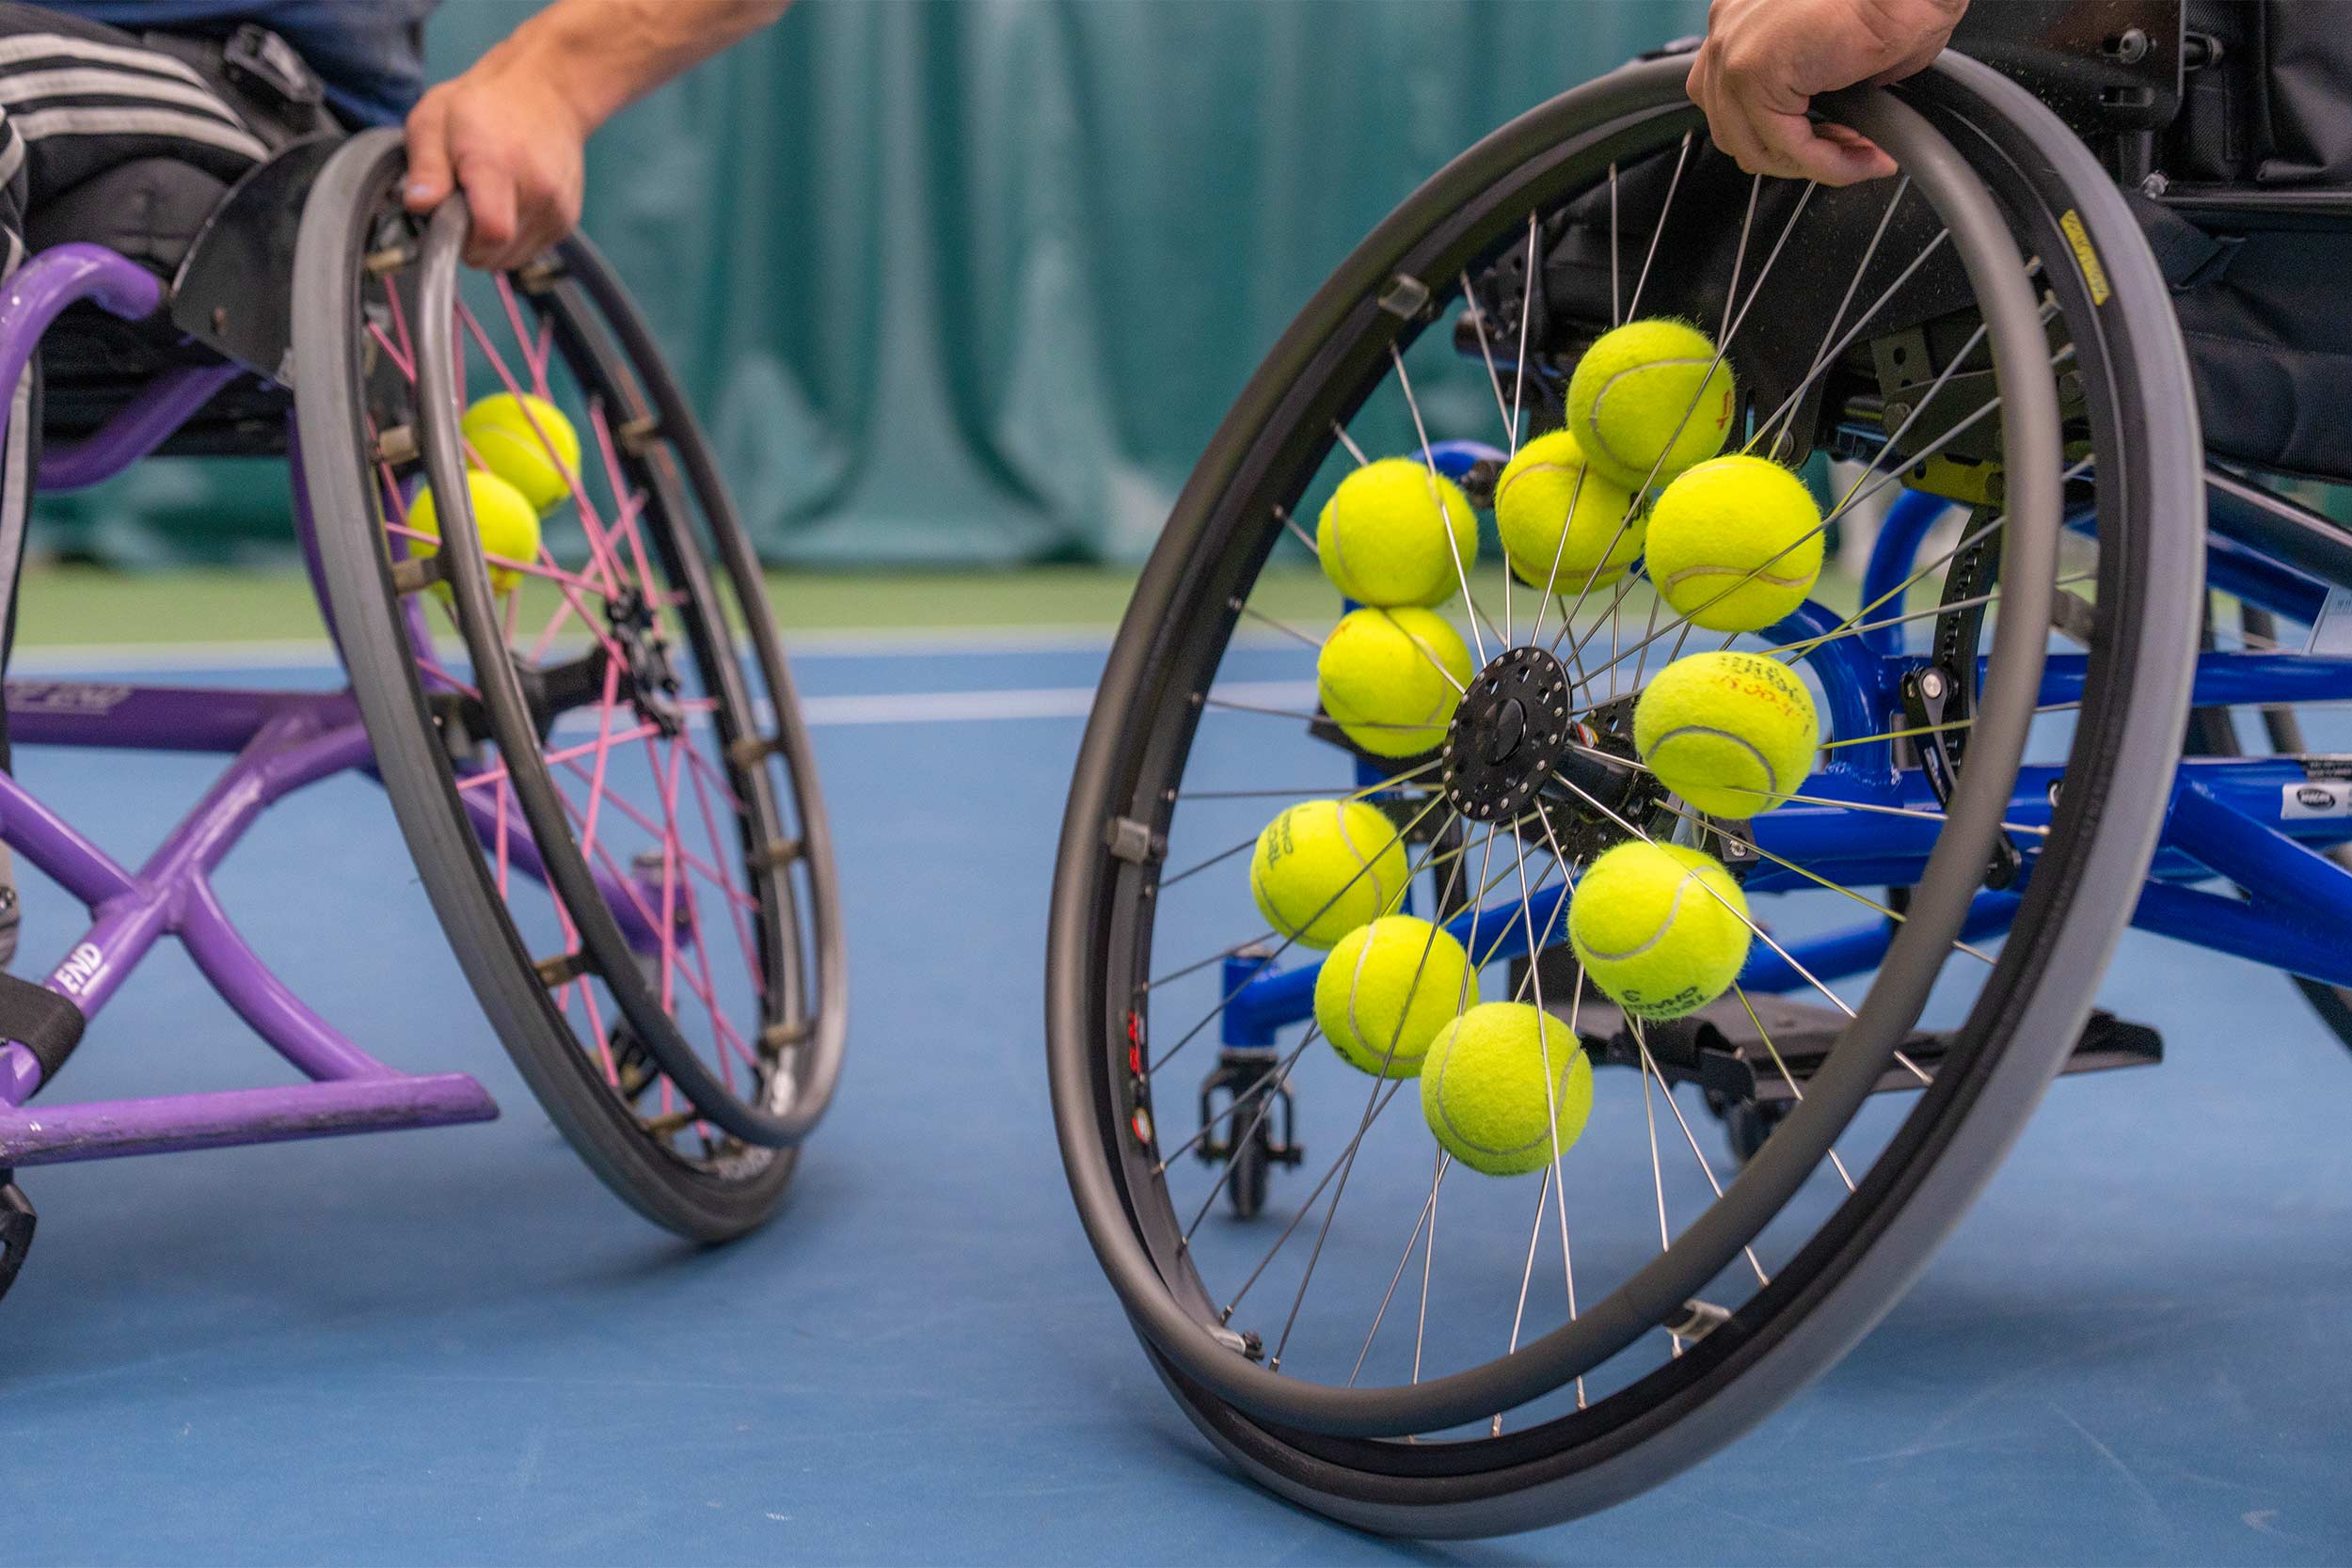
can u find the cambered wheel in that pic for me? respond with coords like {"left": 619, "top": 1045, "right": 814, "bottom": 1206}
{"left": 1047, "top": 54, "right": 2201, "bottom": 1535}
{"left": 296, "top": 131, "right": 846, "bottom": 1242}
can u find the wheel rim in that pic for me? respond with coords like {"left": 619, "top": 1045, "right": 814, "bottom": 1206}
{"left": 1050, "top": 66, "right": 2070, "bottom": 1446}
{"left": 317, "top": 163, "right": 834, "bottom": 1165}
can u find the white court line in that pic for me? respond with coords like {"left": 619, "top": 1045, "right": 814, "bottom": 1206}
{"left": 545, "top": 678, "right": 1321, "bottom": 732}
{"left": 3, "top": 624, "right": 1310, "bottom": 674}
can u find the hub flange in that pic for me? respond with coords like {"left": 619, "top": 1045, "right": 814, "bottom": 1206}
{"left": 1442, "top": 645, "right": 1577, "bottom": 823}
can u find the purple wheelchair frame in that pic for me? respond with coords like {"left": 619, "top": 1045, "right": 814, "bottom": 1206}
{"left": 0, "top": 243, "right": 505, "bottom": 1164}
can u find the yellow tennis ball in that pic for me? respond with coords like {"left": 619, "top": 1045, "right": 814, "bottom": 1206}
{"left": 1566, "top": 319, "right": 1737, "bottom": 490}
{"left": 1568, "top": 841, "right": 1751, "bottom": 1022}
{"left": 1249, "top": 800, "right": 1410, "bottom": 950}
{"left": 1314, "top": 915, "right": 1477, "bottom": 1078}
{"left": 1493, "top": 430, "right": 1643, "bottom": 592}
{"left": 1634, "top": 651, "right": 1820, "bottom": 818}
{"left": 461, "top": 392, "right": 580, "bottom": 515}
{"left": 406, "top": 468, "right": 542, "bottom": 596}
{"left": 1419, "top": 1001, "right": 1593, "bottom": 1176}
{"left": 1316, "top": 457, "right": 1479, "bottom": 608}
{"left": 1644, "top": 455, "right": 1824, "bottom": 633}
{"left": 1316, "top": 607, "right": 1472, "bottom": 758}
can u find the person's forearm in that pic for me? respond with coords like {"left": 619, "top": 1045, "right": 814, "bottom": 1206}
{"left": 486, "top": 0, "right": 792, "bottom": 136}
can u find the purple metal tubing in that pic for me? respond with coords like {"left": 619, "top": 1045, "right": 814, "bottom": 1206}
{"left": 39, "top": 363, "right": 245, "bottom": 492}
{"left": 8, "top": 680, "right": 348, "bottom": 753}
{"left": 0, "top": 1074, "right": 496, "bottom": 1166}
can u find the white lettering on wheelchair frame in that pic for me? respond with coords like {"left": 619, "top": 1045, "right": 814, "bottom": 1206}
{"left": 2312, "top": 587, "right": 2352, "bottom": 657}
{"left": 55, "top": 942, "right": 103, "bottom": 997}
{"left": 2283, "top": 782, "right": 2352, "bottom": 819}
{"left": 4, "top": 681, "right": 134, "bottom": 716}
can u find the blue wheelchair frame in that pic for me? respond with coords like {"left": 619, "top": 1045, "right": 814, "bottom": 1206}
{"left": 1220, "top": 447, "right": 2352, "bottom": 1048}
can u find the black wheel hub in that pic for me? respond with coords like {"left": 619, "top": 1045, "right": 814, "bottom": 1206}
{"left": 604, "top": 587, "right": 685, "bottom": 738}
{"left": 1443, "top": 646, "right": 1577, "bottom": 823}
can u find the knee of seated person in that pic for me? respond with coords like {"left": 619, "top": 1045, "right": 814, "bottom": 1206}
{"left": 24, "top": 158, "right": 232, "bottom": 279}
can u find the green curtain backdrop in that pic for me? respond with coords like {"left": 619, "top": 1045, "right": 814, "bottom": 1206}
{"left": 36, "top": 0, "right": 1703, "bottom": 568}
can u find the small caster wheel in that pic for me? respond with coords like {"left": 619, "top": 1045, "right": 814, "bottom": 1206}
{"left": 1229, "top": 1132, "right": 1271, "bottom": 1220}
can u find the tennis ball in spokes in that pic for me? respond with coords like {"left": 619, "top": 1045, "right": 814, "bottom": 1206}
{"left": 1634, "top": 651, "right": 1820, "bottom": 818}
{"left": 1314, "top": 915, "right": 1478, "bottom": 1078}
{"left": 1565, "top": 318, "right": 1736, "bottom": 490}
{"left": 1316, "top": 457, "right": 1479, "bottom": 608}
{"left": 1643, "top": 454, "right": 1824, "bottom": 633}
{"left": 1568, "top": 840, "right": 1751, "bottom": 1022}
{"left": 405, "top": 468, "right": 541, "bottom": 596}
{"left": 1316, "top": 607, "right": 1473, "bottom": 757}
{"left": 462, "top": 391, "right": 580, "bottom": 515}
{"left": 1249, "top": 799, "right": 1410, "bottom": 950}
{"left": 1419, "top": 1001, "right": 1593, "bottom": 1176}
{"left": 1493, "top": 429, "right": 1644, "bottom": 592}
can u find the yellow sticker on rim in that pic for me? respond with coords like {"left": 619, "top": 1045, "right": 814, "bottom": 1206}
{"left": 2058, "top": 209, "right": 2111, "bottom": 306}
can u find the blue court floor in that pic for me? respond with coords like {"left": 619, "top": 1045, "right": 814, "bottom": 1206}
{"left": 0, "top": 636, "right": 2347, "bottom": 1565}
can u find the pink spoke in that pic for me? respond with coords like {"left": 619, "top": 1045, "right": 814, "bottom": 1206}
{"left": 683, "top": 741, "right": 751, "bottom": 819}
{"left": 654, "top": 730, "right": 686, "bottom": 1017}
{"left": 457, "top": 303, "right": 628, "bottom": 599}
{"left": 455, "top": 722, "right": 660, "bottom": 793}
{"left": 381, "top": 273, "right": 417, "bottom": 383}
{"left": 552, "top": 752, "right": 755, "bottom": 908}
{"left": 368, "top": 321, "right": 414, "bottom": 382}
{"left": 375, "top": 460, "right": 413, "bottom": 526}
{"left": 574, "top": 658, "right": 627, "bottom": 873}
{"left": 588, "top": 402, "right": 669, "bottom": 641}
{"left": 412, "top": 655, "right": 479, "bottom": 699}
{"left": 679, "top": 879, "right": 744, "bottom": 1097}
{"left": 381, "top": 519, "right": 610, "bottom": 597}
{"left": 685, "top": 733, "right": 767, "bottom": 1003}
{"left": 494, "top": 273, "right": 554, "bottom": 397}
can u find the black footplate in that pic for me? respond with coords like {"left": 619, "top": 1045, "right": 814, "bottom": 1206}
{"left": 1519, "top": 948, "right": 2163, "bottom": 1103}
{"left": 0, "top": 1172, "right": 33, "bottom": 1307}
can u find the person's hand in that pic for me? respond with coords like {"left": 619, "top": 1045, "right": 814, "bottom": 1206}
{"left": 1686, "top": 0, "right": 1968, "bottom": 185}
{"left": 402, "top": 51, "right": 591, "bottom": 272}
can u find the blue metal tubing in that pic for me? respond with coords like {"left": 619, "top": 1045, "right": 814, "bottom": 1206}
{"left": 1426, "top": 438, "right": 1505, "bottom": 480}
{"left": 1858, "top": 489, "right": 1957, "bottom": 657}
{"left": 1740, "top": 891, "right": 2024, "bottom": 993}
{"left": 2036, "top": 651, "right": 2352, "bottom": 709}
{"left": 2132, "top": 883, "right": 2352, "bottom": 989}
{"left": 1215, "top": 754, "right": 2352, "bottom": 1043}
{"left": 2204, "top": 529, "right": 2330, "bottom": 626}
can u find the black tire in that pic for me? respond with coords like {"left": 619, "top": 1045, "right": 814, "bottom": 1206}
{"left": 294, "top": 131, "right": 845, "bottom": 1241}
{"left": 1046, "top": 54, "right": 2202, "bottom": 1535}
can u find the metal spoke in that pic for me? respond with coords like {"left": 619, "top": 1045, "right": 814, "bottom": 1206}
{"left": 1633, "top": 1021, "right": 1769, "bottom": 1286}
{"left": 1492, "top": 1164, "right": 1556, "bottom": 1435}
{"left": 1220, "top": 1078, "right": 1406, "bottom": 1321}
{"left": 1655, "top": 798, "right": 1999, "bottom": 967}
{"left": 1153, "top": 1030, "right": 1320, "bottom": 1172}
{"left": 1548, "top": 767, "right": 1859, "bottom": 1021}
{"left": 1751, "top": 177, "right": 1915, "bottom": 455}
{"left": 1553, "top": 178, "right": 1814, "bottom": 655}
{"left": 1749, "top": 227, "right": 1952, "bottom": 448}
{"left": 1274, "top": 503, "right": 1320, "bottom": 556}
{"left": 1733, "top": 983, "right": 1855, "bottom": 1193}
{"left": 1351, "top": 1150, "right": 1451, "bottom": 1386}
{"left": 1147, "top": 791, "right": 1450, "bottom": 1078}
{"left": 1269, "top": 892, "right": 1488, "bottom": 1367}
{"left": 1390, "top": 343, "right": 1490, "bottom": 668}
{"left": 1626, "top": 131, "right": 1692, "bottom": 321}
{"left": 1508, "top": 211, "right": 1538, "bottom": 460}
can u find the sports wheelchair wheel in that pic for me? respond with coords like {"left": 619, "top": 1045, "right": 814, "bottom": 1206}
{"left": 1047, "top": 54, "right": 2202, "bottom": 1536}
{"left": 294, "top": 131, "right": 846, "bottom": 1241}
